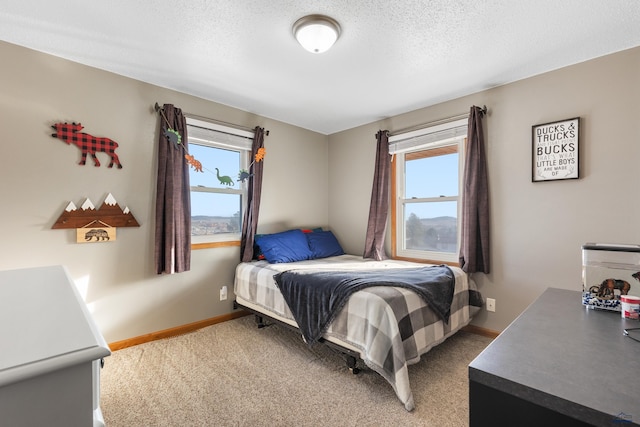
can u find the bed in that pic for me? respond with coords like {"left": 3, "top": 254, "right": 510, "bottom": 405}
{"left": 234, "top": 233, "right": 483, "bottom": 411}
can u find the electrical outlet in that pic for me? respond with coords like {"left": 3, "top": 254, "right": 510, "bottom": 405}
{"left": 486, "top": 298, "right": 496, "bottom": 312}
{"left": 220, "top": 285, "right": 228, "bottom": 301}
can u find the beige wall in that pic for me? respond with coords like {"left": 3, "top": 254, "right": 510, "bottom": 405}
{"left": 329, "top": 46, "right": 640, "bottom": 331}
{"left": 0, "top": 41, "right": 329, "bottom": 343}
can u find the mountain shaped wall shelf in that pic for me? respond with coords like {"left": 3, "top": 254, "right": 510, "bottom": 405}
{"left": 52, "top": 193, "right": 140, "bottom": 230}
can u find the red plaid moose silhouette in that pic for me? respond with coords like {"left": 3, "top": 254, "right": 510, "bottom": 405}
{"left": 51, "top": 122, "right": 123, "bottom": 168}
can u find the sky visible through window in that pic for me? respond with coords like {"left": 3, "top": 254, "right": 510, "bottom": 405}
{"left": 189, "top": 143, "right": 243, "bottom": 217}
{"left": 405, "top": 153, "right": 458, "bottom": 219}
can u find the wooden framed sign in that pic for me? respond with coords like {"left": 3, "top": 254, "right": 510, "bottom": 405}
{"left": 532, "top": 117, "right": 580, "bottom": 182}
{"left": 76, "top": 224, "right": 116, "bottom": 243}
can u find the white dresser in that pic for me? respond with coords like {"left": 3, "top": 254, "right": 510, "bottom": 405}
{"left": 0, "top": 266, "right": 111, "bottom": 427}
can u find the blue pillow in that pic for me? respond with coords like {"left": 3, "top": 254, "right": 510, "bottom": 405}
{"left": 255, "top": 229, "right": 313, "bottom": 263}
{"left": 253, "top": 228, "right": 323, "bottom": 260}
{"left": 306, "top": 230, "right": 345, "bottom": 259}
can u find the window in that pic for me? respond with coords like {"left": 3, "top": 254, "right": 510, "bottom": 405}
{"left": 391, "top": 119, "right": 467, "bottom": 264}
{"left": 186, "top": 118, "right": 253, "bottom": 249}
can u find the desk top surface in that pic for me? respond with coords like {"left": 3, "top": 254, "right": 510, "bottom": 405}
{"left": 469, "top": 287, "right": 640, "bottom": 426}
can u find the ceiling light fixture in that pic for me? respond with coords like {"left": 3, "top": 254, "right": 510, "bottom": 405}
{"left": 292, "top": 14, "right": 341, "bottom": 54}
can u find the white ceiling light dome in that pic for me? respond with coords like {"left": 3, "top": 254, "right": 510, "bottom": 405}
{"left": 293, "top": 14, "right": 341, "bottom": 54}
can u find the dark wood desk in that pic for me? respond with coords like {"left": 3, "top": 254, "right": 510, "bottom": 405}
{"left": 469, "top": 288, "right": 640, "bottom": 427}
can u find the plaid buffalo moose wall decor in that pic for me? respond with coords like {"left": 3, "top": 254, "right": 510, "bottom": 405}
{"left": 51, "top": 122, "right": 123, "bottom": 168}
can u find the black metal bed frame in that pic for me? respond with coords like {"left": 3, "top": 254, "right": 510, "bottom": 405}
{"left": 233, "top": 299, "right": 361, "bottom": 374}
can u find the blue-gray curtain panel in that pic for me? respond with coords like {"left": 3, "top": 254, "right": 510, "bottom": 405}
{"left": 459, "top": 106, "right": 490, "bottom": 273}
{"left": 240, "top": 127, "right": 266, "bottom": 262}
{"left": 154, "top": 104, "right": 191, "bottom": 274}
{"left": 363, "top": 130, "right": 390, "bottom": 260}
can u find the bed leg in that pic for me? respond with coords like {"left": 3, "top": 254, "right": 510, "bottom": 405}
{"left": 254, "top": 314, "right": 268, "bottom": 329}
{"left": 346, "top": 355, "right": 360, "bottom": 374}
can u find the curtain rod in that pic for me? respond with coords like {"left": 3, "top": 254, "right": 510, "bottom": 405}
{"left": 154, "top": 103, "right": 269, "bottom": 135}
{"left": 387, "top": 105, "right": 487, "bottom": 137}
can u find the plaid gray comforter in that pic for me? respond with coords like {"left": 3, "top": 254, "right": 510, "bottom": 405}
{"left": 233, "top": 255, "right": 482, "bottom": 411}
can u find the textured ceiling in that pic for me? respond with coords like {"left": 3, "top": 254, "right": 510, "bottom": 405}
{"left": 1, "top": 1, "right": 639, "bottom": 134}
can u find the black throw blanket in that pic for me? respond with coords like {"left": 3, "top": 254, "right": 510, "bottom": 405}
{"left": 274, "top": 265, "right": 455, "bottom": 346}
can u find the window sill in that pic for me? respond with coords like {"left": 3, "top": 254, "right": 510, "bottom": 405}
{"left": 192, "top": 240, "right": 240, "bottom": 250}
{"left": 391, "top": 255, "right": 460, "bottom": 268}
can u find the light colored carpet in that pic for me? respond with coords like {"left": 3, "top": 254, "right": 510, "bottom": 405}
{"left": 101, "top": 315, "right": 492, "bottom": 427}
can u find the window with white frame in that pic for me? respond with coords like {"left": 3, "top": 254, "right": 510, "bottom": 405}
{"left": 390, "top": 119, "right": 467, "bottom": 264}
{"left": 186, "top": 117, "right": 253, "bottom": 247}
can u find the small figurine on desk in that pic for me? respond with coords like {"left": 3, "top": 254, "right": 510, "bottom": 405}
{"left": 596, "top": 278, "right": 631, "bottom": 299}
